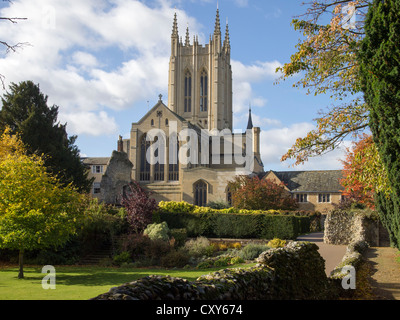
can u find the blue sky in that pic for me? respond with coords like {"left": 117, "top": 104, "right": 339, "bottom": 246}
{"left": 0, "top": 0, "right": 352, "bottom": 171}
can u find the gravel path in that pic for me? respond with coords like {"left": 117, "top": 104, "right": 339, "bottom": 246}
{"left": 365, "top": 247, "right": 400, "bottom": 300}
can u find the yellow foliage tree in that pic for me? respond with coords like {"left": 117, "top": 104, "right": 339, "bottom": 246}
{"left": 0, "top": 127, "right": 84, "bottom": 278}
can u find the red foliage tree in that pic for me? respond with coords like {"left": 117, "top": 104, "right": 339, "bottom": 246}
{"left": 340, "top": 134, "right": 376, "bottom": 209}
{"left": 121, "top": 181, "right": 157, "bottom": 234}
{"left": 228, "top": 175, "right": 298, "bottom": 210}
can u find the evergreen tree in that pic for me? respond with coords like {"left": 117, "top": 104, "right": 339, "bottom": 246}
{"left": 0, "top": 81, "right": 93, "bottom": 193}
{"left": 359, "top": 0, "right": 400, "bottom": 248}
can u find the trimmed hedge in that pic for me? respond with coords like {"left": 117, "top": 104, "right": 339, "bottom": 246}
{"left": 155, "top": 211, "right": 312, "bottom": 240}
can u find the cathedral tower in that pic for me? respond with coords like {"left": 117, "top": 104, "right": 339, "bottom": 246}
{"left": 167, "top": 9, "right": 233, "bottom": 131}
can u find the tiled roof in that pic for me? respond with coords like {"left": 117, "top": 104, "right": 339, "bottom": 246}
{"left": 82, "top": 157, "right": 110, "bottom": 165}
{"left": 262, "top": 170, "right": 344, "bottom": 193}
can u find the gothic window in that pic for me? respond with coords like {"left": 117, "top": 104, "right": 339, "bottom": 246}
{"left": 200, "top": 70, "right": 208, "bottom": 112}
{"left": 154, "top": 136, "right": 165, "bottom": 181}
{"left": 194, "top": 180, "right": 207, "bottom": 207}
{"left": 165, "top": 118, "right": 169, "bottom": 126}
{"left": 140, "top": 135, "right": 151, "bottom": 181}
{"left": 169, "top": 137, "right": 179, "bottom": 181}
{"left": 151, "top": 119, "right": 154, "bottom": 126}
{"left": 226, "top": 186, "right": 232, "bottom": 207}
{"left": 184, "top": 70, "right": 192, "bottom": 113}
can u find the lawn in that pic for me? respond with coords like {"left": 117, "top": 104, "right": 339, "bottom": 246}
{"left": 0, "top": 263, "right": 254, "bottom": 300}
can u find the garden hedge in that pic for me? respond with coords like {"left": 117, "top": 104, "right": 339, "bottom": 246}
{"left": 154, "top": 211, "right": 313, "bottom": 240}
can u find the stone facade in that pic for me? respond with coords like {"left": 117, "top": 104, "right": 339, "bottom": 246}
{"left": 83, "top": 9, "right": 345, "bottom": 209}
{"left": 89, "top": 9, "right": 263, "bottom": 206}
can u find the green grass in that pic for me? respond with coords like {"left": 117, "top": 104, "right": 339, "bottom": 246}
{"left": 0, "top": 263, "right": 254, "bottom": 300}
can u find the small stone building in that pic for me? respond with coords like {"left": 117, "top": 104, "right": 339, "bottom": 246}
{"left": 261, "top": 170, "right": 344, "bottom": 213}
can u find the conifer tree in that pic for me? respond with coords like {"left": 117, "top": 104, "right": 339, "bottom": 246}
{"left": 359, "top": 0, "right": 400, "bottom": 248}
{"left": 0, "top": 81, "right": 93, "bottom": 193}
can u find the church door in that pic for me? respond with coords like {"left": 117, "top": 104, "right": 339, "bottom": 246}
{"left": 194, "top": 180, "right": 207, "bottom": 207}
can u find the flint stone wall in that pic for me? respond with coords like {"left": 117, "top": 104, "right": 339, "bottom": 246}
{"left": 100, "top": 151, "right": 133, "bottom": 205}
{"left": 91, "top": 241, "right": 335, "bottom": 300}
{"left": 323, "top": 210, "right": 380, "bottom": 246}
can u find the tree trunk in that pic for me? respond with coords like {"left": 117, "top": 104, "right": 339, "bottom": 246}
{"left": 18, "top": 249, "right": 24, "bottom": 279}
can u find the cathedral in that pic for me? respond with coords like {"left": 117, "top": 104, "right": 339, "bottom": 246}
{"left": 83, "top": 9, "right": 343, "bottom": 212}
{"left": 87, "top": 9, "right": 263, "bottom": 206}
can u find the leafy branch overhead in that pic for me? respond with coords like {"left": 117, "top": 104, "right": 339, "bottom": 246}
{"left": 276, "top": 0, "right": 371, "bottom": 165}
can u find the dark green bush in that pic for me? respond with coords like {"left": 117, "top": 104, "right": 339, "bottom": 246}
{"left": 170, "top": 228, "right": 187, "bottom": 247}
{"left": 157, "top": 211, "right": 313, "bottom": 240}
{"left": 160, "top": 249, "right": 190, "bottom": 268}
{"left": 113, "top": 251, "right": 131, "bottom": 266}
{"left": 238, "top": 243, "right": 270, "bottom": 260}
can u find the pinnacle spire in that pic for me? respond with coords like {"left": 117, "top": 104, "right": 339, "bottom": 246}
{"left": 224, "top": 18, "right": 230, "bottom": 49}
{"left": 214, "top": 7, "right": 221, "bottom": 35}
{"left": 247, "top": 104, "right": 253, "bottom": 130}
{"left": 185, "top": 23, "right": 190, "bottom": 46}
{"left": 172, "top": 12, "right": 178, "bottom": 37}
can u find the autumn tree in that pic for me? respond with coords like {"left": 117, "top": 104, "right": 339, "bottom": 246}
{"left": 0, "top": 128, "right": 84, "bottom": 278}
{"left": 122, "top": 181, "right": 158, "bottom": 234}
{"left": 277, "top": 0, "right": 371, "bottom": 165}
{"left": 340, "top": 134, "right": 390, "bottom": 209}
{"left": 228, "top": 175, "right": 298, "bottom": 211}
{"left": 359, "top": 0, "right": 400, "bottom": 248}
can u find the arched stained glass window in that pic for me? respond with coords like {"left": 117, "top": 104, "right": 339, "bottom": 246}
{"left": 140, "top": 135, "right": 151, "bottom": 181}
{"left": 184, "top": 70, "right": 192, "bottom": 113}
{"left": 200, "top": 70, "right": 208, "bottom": 112}
{"left": 169, "top": 136, "right": 179, "bottom": 181}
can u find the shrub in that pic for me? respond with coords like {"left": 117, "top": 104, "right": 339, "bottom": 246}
{"left": 143, "top": 239, "right": 172, "bottom": 262}
{"left": 113, "top": 251, "right": 131, "bottom": 266}
{"left": 184, "top": 237, "right": 213, "bottom": 257}
{"left": 143, "top": 222, "right": 170, "bottom": 241}
{"left": 158, "top": 201, "right": 195, "bottom": 213}
{"left": 239, "top": 243, "right": 270, "bottom": 260}
{"left": 214, "top": 256, "right": 231, "bottom": 267}
{"left": 121, "top": 233, "right": 152, "bottom": 258}
{"left": 227, "top": 175, "right": 299, "bottom": 210}
{"left": 170, "top": 228, "right": 187, "bottom": 247}
{"left": 122, "top": 181, "right": 157, "bottom": 234}
{"left": 267, "top": 238, "right": 287, "bottom": 248}
{"left": 158, "top": 211, "right": 313, "bottom": 240}
{"left": 206, "top": 201, "right": 231, "bottom": 209}
{"left": 160, "top": 249, "right": 190, "bottom": 268}
{"left": 230, "top": 256, "right": 245, "bottom": 265}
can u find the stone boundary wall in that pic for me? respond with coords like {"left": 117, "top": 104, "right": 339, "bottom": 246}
{"left": 325, "top": 210, "right": 374, "bottom": 297}
{"left": 323, "top": 210, "right": 379, "bottom": 246}
{"left": 90, "top": 242, "right": 336, "bottom": 300}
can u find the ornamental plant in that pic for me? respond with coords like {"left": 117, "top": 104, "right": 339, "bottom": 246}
{"left": 228, "top": 176, "right": 298, "bottom": 210}
{"left": 122, "top": 181, "right": 157, "bottom": 234}
{"left": 0, "top": 128, "right": 83, "bottom": 278}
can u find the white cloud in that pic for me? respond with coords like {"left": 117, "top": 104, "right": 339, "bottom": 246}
{"left": 233, "top": 0, "right": 249, "bottom": 8}
{"left": 0, "top": 0, "right": 180, "bottom": 136}
{"left": 61, "top": 111, "right": 118, "bottom": 136}
{"left": 231, "top": 59, "right": 282, "bottom": 113}
{"left": 260, "top": 123, "right": 349, "bottom": 171}
{"left": 0, "top": 0, "right": 282, "bottom": 144}
{"left": 72, "top": 51, "right": 99, "bottom": 68}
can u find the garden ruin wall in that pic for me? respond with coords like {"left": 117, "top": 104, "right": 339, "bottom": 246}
{"left": 91, "top": 241, "right": 336, "bottom": 300}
